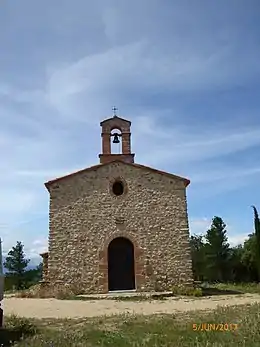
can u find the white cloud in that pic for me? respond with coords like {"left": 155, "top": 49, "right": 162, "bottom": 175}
{"left": 189, "top": 218, "right": 211, "bottom": 235}
{"left": 27, "top": 238, "right": 48, "bottom": 258}
{"left": 135, "top": 126, "right": 260, "bottom": 167}
{"left": 228, "top": 233, "right": 250, "bottom": 247}
{"left": 0, "top": 83, "right": 46, "bottom": 104}
{"left": 190, "top": 166, "right": 260, "bottom": 184}
{"left": 46, "top": 40, "right": 259, "bottom": 124}
{"left": 189, "top": 218, "right": 250, "bottom": 247}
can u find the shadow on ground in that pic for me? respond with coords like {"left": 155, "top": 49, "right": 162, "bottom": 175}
{"left": 0, "top": 326, "right": 37, "bottom": 347}
{"left": 0, "top": 328, "right": 25, "bottom": 346}
{"left": 201, "top": 287, "right": 244, "bottom": 296}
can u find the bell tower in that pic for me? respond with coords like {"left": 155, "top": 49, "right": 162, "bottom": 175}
{"left": 99, "top": 110, "right": 135, "bottom": 164}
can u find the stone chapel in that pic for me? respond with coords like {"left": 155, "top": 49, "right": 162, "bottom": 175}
{"left": 40, "top": 114, "right": 194, "bottom": 293}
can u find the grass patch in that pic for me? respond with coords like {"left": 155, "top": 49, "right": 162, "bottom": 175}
{"left": 1, "top": 303, "right": 260, "bottom": 346}
{"left": 172, "top": 286, "right": 203, "bottom": 297}
{"left": 208, "top": 282, "right": 260, "bottom": 294}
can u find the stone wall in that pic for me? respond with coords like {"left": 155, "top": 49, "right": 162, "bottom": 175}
{"left": 40, "top": 252, "right": 49, "bottom": 282}
{"left": 46, "top": 161, "right": 193, "bottom": 293}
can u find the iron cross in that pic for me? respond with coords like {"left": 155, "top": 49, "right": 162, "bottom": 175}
{"left": 112, "top": 106, "right": 118, "bottom": 116}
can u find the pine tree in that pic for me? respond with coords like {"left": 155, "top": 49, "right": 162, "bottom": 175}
{"left": 204, "top": 216, "right": 231, "bottom": 282}
{"left": 4, "top": 241, "right": 30, "bottom": 290}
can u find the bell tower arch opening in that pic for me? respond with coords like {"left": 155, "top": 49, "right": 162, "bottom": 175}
{"left": 99, "top": 108, "right": 135, "bottom": 164}
{"left": 110, "top": 128, "right": 122, "bottom": 154}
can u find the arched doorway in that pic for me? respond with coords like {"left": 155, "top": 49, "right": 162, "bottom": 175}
{"left": 108, "top": 237, "right": 135, "bottom": 291}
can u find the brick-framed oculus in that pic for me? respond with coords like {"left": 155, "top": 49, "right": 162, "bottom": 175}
{"left": 112, "top": 180, "right": 124, "bottom": 195}
{"left": 110, "top": 177, "right": 128, "bottom": 197}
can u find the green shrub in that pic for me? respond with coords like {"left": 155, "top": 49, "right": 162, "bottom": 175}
{"left": 172, "top": 285, "right": 203, "bottom": 297}
{"left": 5, "top": 314, "right": 38, "bottom": 335}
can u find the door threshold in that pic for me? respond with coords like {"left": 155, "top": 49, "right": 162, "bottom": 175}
{"left": 108, "top": 289, "right": 137, "bottom": 293}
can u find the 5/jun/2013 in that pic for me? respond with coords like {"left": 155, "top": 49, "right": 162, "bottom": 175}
{"left": 192, "top": 323, "right": 238, "bottom": 332}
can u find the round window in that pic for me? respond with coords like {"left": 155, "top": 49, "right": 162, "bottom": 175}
{"left": 112, "top": 180, "right": 124, "bottom": 196}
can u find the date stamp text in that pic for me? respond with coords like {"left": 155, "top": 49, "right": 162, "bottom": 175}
{"left": 192, "top": 323, "right": 238, "bottom": 332}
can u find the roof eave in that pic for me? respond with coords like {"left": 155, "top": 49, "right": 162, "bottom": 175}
{"left": 44, "top": 160, "right": 191, "bottom": 191}
{"left": 100, "top": 116, "right": 131, "bottom": 126}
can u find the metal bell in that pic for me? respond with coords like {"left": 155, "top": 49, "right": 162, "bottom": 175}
{"left": 113, "top": 133, "right": 120, "bottom": 144}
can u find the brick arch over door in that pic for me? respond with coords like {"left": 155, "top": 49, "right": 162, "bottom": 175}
{"left": 98, "top": 232, "right": 145, "bottom": 293}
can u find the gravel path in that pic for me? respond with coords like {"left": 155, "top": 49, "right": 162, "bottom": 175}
{"left": 2, "top": 293, "right": 260, "bottom": 319}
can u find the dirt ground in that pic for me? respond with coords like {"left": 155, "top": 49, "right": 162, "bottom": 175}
{"left": 2, "top": 293, "right": 260, "bottom": 319}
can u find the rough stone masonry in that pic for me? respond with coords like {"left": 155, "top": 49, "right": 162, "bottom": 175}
{"left": 41, "top": 115, "right": 194, "bottom": 294}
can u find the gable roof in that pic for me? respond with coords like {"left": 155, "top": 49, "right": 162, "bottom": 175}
{"left": 44, "top": 160, "right": 190, "bottom": 191}
{"left": 100, "top": 116, "right": 131, "bottom": 126}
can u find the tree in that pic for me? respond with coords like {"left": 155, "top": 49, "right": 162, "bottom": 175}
{"left": 241, "top": 233, "right": 258, "bottom": 282}
{"left": 190, "top": 235, "right": 205, "bottom": 281}
{"left": 204, "top": 216, "right": 231, "bottom": 282}
{"left": 36, "top": 262, "right": 43, "bottom": 275}
{"left": 229, "top": 244, "right": 250, "bottom": 282}
{"left": 252, "top": 206, "right": 260, "bottom": 281}
{"left": 23, "top": 262, "right": 43, "bottom": 288}
{"left": 4, "top": 241, "right": 30, "bottom": 290}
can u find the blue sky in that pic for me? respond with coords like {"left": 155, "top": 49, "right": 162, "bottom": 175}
{"left": 0, "top": 0, "right": 260, "bottom": 265}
